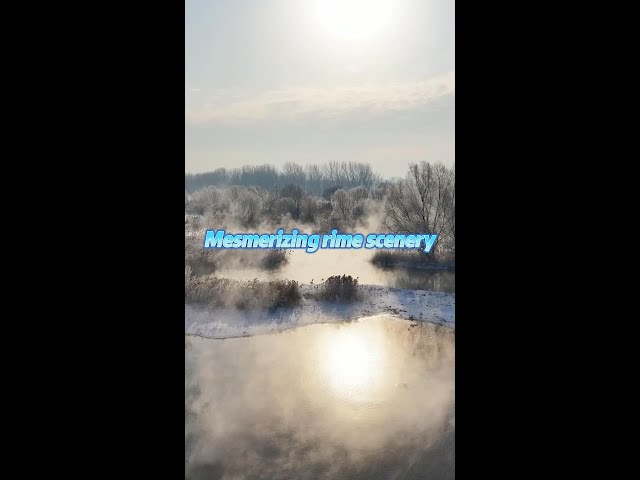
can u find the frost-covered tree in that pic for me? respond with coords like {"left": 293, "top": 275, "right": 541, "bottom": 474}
{"left": 331, "top": 188, "right": 351, "bottom": 221}
{"left": 234, "top": 190, "right": 261, "bottom": 227}
{"left": 383, "top": 162, "right": 455, "bottom": 259}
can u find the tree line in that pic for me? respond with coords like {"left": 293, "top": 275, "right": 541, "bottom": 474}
{"left": 185, "top": 161, "right": 454, "bottom": 261}
{"left": 185, "top": 161, "right": 382, "bottom": 195}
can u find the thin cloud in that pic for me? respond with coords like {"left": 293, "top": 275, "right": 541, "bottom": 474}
{"left": 186, "top": 71, "right": 454, "bottom": 124}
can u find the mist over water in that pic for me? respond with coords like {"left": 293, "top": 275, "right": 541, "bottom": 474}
{"left": 212, "top": 248, "right": 455, "bottom": 293}
{"left": 185, "top": 315, "right": 455, "bottom": 479}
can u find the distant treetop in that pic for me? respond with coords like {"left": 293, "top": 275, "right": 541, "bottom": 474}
{"left": 185, "top": 161, "right": 381, "bottom": 195}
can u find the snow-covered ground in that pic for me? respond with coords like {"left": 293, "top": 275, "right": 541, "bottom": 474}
{"left": 185, "top": 284, "right": 455, "bottom": 339}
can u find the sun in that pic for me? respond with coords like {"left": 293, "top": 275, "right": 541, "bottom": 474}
{"left": 314, "top": 0, "right": 394, "bottom": 42}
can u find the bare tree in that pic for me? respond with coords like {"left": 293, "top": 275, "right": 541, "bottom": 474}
{"left": 331, "top": 188, "right": 351, "bottom": 221}
{"left": 305, "top": 164, "right": 324, "bottom": 195}
{"left": 443, "top": 164, "right": 455, "bottom": 245}
{"left": 382, "top": 162, "right": 455, "bottom": 259}
{"left": 349, "top": 186, "right": 369, "bottom": 203}
{"left": 279, "top": 184, "right": 305, "bottom": 219}
{"left": 234, "top": 190, "right": 261, "bottom": 227}
{"left": 282, "top": 162, "right": 307, "bottom": 187}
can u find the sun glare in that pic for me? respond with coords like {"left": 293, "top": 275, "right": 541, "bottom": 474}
{"left": 314, "top": 0, "right": 394, "bottom": 41}
{"left": 320, "top": 326, "right": 387, "bottom": 401}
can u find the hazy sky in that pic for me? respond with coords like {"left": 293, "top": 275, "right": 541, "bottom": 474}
{"left": 185, "top": 0, "right": 454, "bottom": 178}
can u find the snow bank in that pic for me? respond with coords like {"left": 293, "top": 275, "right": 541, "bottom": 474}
{"left": 185, "top": 284, "right": 454, "bottom": 339}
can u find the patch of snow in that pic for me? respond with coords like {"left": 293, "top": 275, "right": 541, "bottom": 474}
{"left": 185, "top": 284, "right": 455, "bottom": 339}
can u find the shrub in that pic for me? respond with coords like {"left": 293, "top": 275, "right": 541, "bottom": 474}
{"left": 260, "top": 249, "right": 289, "bottom": 270}
{"left": 262, "top": 279, "right": 301, "bottom": 309}
{"left": 322, "top": 185, "right": 342, "bottom": 200}
{"left": 275, "top": 197, "right": 298, "bottom": 218}
{"left": 370, "top": 250, "right": 454, "bottom": 270}
{"left": 185, "top": 277, "right": 301, "bottom": 310}
{"left": 370, "top": 250, "right": 400, "bottom": 268}
{"left": 185, "top": 264, "right": 194, "bottom": 289}
{"left": 316, "top": 275, "right": 359, "bottom": 303}
{"left": 185, "top": 243, "right": 218, "bottom": 276}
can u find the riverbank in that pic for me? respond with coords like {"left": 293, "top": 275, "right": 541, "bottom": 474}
{"left": 185, "top": 284, "right": 455, "bottom": 339}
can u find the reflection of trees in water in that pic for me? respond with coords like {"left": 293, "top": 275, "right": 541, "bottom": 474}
{"left": 387, "top": 270, "right": 455, "bottom": 293}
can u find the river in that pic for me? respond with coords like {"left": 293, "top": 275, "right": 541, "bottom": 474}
{"left": 185, "top": 315, "right": 455, "bottom": 479}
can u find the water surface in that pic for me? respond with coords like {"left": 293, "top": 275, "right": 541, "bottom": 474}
{"left": 185, "top": 315, "right": 455, "bottom": 479}
{"left": 214, "top": 248, "right": 455, "bottom": 293}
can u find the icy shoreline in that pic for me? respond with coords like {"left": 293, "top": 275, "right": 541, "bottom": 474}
{"left": 185, "top": 284, "right": 455, "bottom": 339}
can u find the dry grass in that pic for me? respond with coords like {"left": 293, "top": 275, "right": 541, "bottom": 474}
{"left": 185, "top": 243, "right": 218, "bottom": 276}
{"left": 313, "top": 275, "right": 360, "bottom": 303}
{"left": 185, "top": 274, "right": 301, "bottom": 311}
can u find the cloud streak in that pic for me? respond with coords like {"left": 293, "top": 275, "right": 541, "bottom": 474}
{"left": 186, "top": 71, "right": 454, "bottom": 124}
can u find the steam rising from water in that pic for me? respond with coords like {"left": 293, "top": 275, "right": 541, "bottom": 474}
{"left": 185, "top": 315, "right": 455, "bottom": 479}
{"left": 188, "top": 212, "right": 455, "bottom": 293}
{"left": 212, "top": 248, "right": 455, "bottom": 293}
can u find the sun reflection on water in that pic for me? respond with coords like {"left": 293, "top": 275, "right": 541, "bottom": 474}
{"left": 186, "top": 316, "right": 456, "bottom": 479}
{"left": 318, "top": 323, "right": 390, "bottom": 404}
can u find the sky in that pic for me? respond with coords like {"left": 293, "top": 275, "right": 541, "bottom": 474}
{"left": 185, "top": 0, "right": 454, "bottom": 179}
